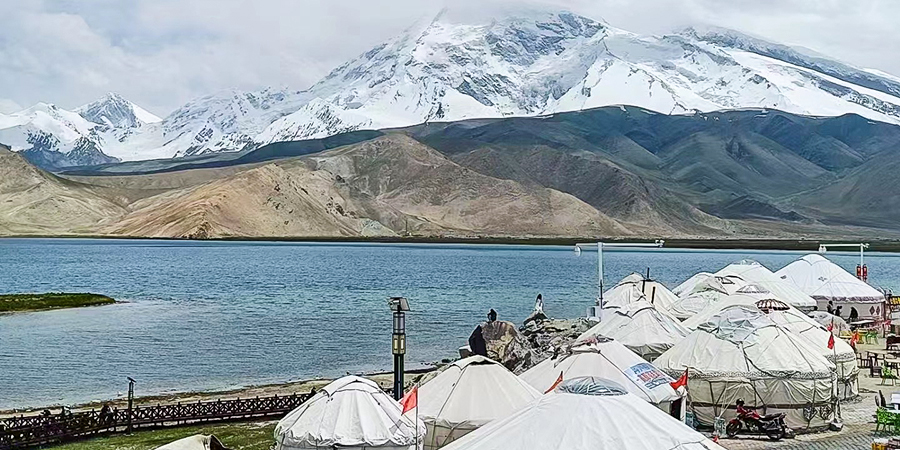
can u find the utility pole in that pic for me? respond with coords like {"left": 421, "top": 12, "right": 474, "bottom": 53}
{"left": 575, "top": 240, "right": 665, "bottom": 320}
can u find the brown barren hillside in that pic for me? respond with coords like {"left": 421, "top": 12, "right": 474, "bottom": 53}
{"left": 307, "top": 135, "right": 630, "bottom": 237}
{"left": 0, "top": 137, "right": 631, "bottom": 239}
{"left": 0, "top": 148, "right": 124, "bottom": 234}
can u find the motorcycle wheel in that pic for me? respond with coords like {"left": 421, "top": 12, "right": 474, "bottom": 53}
{"left": 725, "top": 421, "right": 741, "bottom": 438}
{"left": 766, "top": 428, "right": 785, "bottom": 441}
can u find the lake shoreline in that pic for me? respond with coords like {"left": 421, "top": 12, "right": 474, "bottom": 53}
{"left": 3, "top": 234, "right": 900, "bottom": 252}
{"left": 0, "top": 367, "right": 437, "bottom": 417}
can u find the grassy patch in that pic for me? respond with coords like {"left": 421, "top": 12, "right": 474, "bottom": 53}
{"left": 0, "top": 293, "right": 116, "bottom": 313}
{"left": 51, "top": 422, "right": 275, "bottom": 450}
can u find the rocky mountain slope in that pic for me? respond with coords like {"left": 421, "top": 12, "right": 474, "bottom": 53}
{"left": 0, "top": 146, "right": 125, "bottom": 235}
{"left": 0, "top": 137, "right": 629, "bottom": 239}
{"left": 403, "top": 105, "right": 900, "bottom": 231}
{"left": 6, "top": 9, "right": 900, "bottom": 165}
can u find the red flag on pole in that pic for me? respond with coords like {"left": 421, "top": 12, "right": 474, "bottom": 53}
{"left": 827, "top": 322, "right": 834, "bottom": 332}
{"left": 400, "top": 385, "right": 418, "bottom": 414}
{"left": 827, "top": 333, "right": 835, "bottom": 350}
{"left": 545, "top": 372, "right": 564, "bottom": 394}
{"left": 670, "top": 368, "right": 688, "bottom": 390}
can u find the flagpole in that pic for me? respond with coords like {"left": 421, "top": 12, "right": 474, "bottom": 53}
{"left": 830, "top": 318, "right": 842, "bottom": 423}
{"left": 416, "top": 384, "right": 420, "bottom": 450}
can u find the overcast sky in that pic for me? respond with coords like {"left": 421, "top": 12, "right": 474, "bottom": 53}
{"left": 2, "top": 0, "right": 898, "bottom": 116}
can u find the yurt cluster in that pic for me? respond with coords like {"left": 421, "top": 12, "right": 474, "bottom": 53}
{"left": 157, "top": 252, "right": 887, "bottom": 450}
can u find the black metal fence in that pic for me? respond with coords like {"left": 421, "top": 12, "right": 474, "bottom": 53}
{"left": 0, "top": 393, "right": 314, "bottom": 450}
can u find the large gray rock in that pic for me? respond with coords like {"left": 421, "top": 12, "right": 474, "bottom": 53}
{"left": 520, "top": 317, "right": 594, "bottom": 365}
{"left": 470, "top": 320, "right": 535, "bottom": 373}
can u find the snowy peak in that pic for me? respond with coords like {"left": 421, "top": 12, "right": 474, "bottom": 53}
{"left": 8, "top": 9, "right": 900, "bottom": 165}
{"left": 679, "top": 26, "right": 900, "bottom": 99}
{"left": 77, "top": 92, "right": 161, "bottom": 129}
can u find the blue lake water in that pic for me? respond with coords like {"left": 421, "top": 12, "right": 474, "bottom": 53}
{"left": 1, "top": 238, "right": 899, "bottom": 410}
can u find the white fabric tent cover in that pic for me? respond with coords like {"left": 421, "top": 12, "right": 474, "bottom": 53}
{"left": 681, "top": 289, "right": 771, "bottom": 329}
{"left": 274, "top": 376, "right": 425, "bottom": 450}
{"left": 417, "top": 356, "right": 540, "bottom": 450}
{"left": 602, "top": 273, "right": 679, "bottom": 319}
{"left": 654, "top": 307, "right": 836, "bottom": 430}
{"left": 440, "top": 377, "right": 724, "bottom": 450}
{"left": 809, "top": 311, "right": 851, "bottom": 336}
{"left": 765, "top": 309, "right": 859, "bottom": 400}
{"left": 715, "top": 261, "right": 817, "bottom": 310}
{"left": 776, "top": 254, "right": 885, "bottom": 316}
{"left": 669, "top": 288, "right": 738, "bottom": 321}
{"left": 520, "top": 340, "right": 682, "bottom": 405}
{"left": 601, "top": 275, "right": 648, "bottom": 310}
{"left": 576, "top": 301, "right": 690, "bottom": 360}
{"left": 155, "top": 435, "right": 226, "bottom": 450}
{"left": 641, "top": 279, "right": 680, "bottom": 313}
{"left": 673, "top": 272, "right": 717, "bottom": 297}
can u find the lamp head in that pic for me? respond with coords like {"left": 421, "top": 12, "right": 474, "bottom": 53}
{"left": 388, "top": 297, "right": 410, "bottom": 312}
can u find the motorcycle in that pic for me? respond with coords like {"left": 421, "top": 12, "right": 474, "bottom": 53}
{"left": 725, "top": 399, "right": 791, "bottom": 440}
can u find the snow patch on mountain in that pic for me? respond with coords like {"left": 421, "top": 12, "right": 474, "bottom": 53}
{"left": 6, "top": 10, "right": 900, "bottom": 164}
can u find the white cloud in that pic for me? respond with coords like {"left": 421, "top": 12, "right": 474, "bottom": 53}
{"left": 0, "top": 99, "right": 23, "bottom": 114}
{"left": 1, "top": 0, "right": 898, "bottom": 118}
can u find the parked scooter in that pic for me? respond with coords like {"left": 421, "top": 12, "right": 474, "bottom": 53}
{"left": 725, "top": 399, "right": 792, "bottom": 440}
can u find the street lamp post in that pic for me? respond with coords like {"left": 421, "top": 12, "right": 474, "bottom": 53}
{"left": 575, "top": 240, "right": 665, "bottom": 320}
{"left": 388, "top": 297, "right": 410, "bottom": 400}
{"left": 126, "top": 377, "right": 136, "bottom": 433}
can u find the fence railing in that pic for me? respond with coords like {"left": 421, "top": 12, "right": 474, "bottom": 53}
{"left": 0, "top": 392, "right": 314, "bottom": 450}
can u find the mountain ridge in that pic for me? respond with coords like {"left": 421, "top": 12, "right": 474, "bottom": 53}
{"left": 5, "top": 10, "right": 900, "bottom": 168}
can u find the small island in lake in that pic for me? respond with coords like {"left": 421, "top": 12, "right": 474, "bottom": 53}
{"left": 0, "top": 293, "right": 116, "bottom": 313}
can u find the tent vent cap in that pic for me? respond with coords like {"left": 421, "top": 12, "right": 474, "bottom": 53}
{"left": 554, "top": 376, "right": 628, "bottom": 396}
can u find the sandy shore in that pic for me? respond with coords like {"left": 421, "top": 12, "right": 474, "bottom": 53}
{"left": 0, "top": 367, "right": 437, "bottom": 418}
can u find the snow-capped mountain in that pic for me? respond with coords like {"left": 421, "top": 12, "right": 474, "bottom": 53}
{"left": 255, "top": 10, "right": 900, "bottom": 146}
{"left": 0, "top": 93, "right": 167, "bottom": 168}
{"left": 78, "top": 92, "right": 162, "bottom": 129}
{"left": 0, "top": 102, "right": 118, "bottom": 168}
{"left": 6, "top": 9, "right": 900, "bottom": 165}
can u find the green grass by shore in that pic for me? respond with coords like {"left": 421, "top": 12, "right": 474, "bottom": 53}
{"left": 51, "top": 422, "right": 275, "bottom": 450}
{"left": 0, "top": 293, "right": 116, "bottom": 313}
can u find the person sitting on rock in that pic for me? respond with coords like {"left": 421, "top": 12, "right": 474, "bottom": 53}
{"left": 488, "top": 309, "right": 497, "bottom": 322}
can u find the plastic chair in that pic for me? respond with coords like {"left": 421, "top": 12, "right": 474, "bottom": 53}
{"left": 869, "top": 330, "right": 881, "bottom": 345}
{"left": 877, "top": 407, "right": 893, "bottom": 433}
{"left": 883, "top": 364, "right": 897, "bottom": 386}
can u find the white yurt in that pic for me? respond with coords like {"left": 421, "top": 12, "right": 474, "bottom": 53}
{"left": 155, "top": 435, "right": 228, "bottom": 450}
{"left": 654, "top": 307, "right": 836, "bottom": 430}
{"left": 576, "top": 301, "right": 690, "bottom": 360}
{"left": 274, "top": 376, "right": 425, "bottom": 450}
{"left": 673, "top": 272, "right": 718, "bottom": 298}
{"left": 640, "top": 279, "right": 681, "bottom": 313}
{"left": 765, "top": 308, "right": 859, "bottom": 400}
{"left": 680, "top": 288, "right": 771, "bottom": 329}
{"left": 601, "top": 274, "right": 648, "bottom": 310}
{"left": 520, "top": 340, "right": 683, "bottom": 415}
{"left": 417, "top": 356, "right": 540, "bottom": 450}
{"left": 715, "top": 261, "right": 817, "bottom": 311}
{"left": 776, "top": 254, "right": 886, "bottom": 318}
{"left": 669, "top": 288, "right": 734, "bottom": 321}
{"left": 440, "top": 377, "right": 725, "bottom": 450}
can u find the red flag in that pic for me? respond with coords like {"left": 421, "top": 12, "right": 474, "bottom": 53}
{"left": 400, "top": 385, "right": 418, "bottom": 414}
{"left": 827, "top": 333, "right": 835, "bottom": 350}
{"left": 827, "top": 322, "right": 834, "bottom": 332}
{"left": 545, "top": 372, "right": 564, "bottom": 394}
{"left": 670, "top": 369, "right": 688, "bottom": 390}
